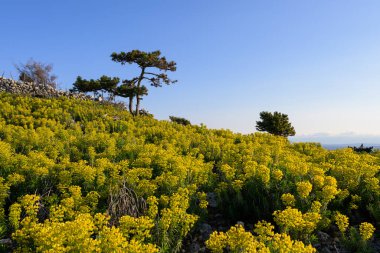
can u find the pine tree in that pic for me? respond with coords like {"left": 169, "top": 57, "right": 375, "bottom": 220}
{"left": 256, "top": 111, "right": 296, "bottom": 137}
{"left": 111, "top": 50, "right": 176, "bottom": 116}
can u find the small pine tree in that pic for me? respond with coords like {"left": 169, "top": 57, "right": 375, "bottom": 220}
{"left": 349, "top": 144, "right": 373, "bottom": 153}
{"left": 256, "top": 111, "right": 296, "bottom": 137}
{"left": 169, "top": 116, "right": 191, "bottom": 126}
{"left": 71, "top": 75, "right": 119, "bottom": 100}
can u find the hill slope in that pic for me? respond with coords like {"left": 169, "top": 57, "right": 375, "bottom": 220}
{"left": 0, "top": 92, "right": 378, "bottom": 252}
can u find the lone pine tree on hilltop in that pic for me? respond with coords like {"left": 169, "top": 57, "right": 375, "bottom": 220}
{"left": 111, "top": 50, "right": 177, "bottom": 116}
{"left": 256, "top": 111, "right": 296, "bottom": 137}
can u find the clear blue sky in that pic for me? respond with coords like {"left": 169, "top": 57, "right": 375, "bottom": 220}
{"left": 1, "top": 0, "right": 380, "bottom": 143}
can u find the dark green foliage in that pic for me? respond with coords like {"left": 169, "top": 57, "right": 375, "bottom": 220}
{"left": 367, "top": 201, "right": 380, "bottom": 222}
{"left": 111, "top": 50, "right": 177, "bottom": 115}
{"left": 217, "top": 179, "right": 279, "bottom": 224}
{"left": 343, "top": 227, "right": 375, "bottom": 253}
{"left": 98, "top": 75, "right": 120, "bottom": 93}
{"left": 71, "top": 75, "right": 119, "bottom": 99}
{"left": 71, "top": 76, "right": 98, "bottom": 93}
{"left": 138, "top": 109, "right": 153, "bottom": 117}
{"left": 256, "top": 111, "right": 296, "bottom": 137}
{"left": 111, "top": 50, "right": 176, "bottom": 75}
{"left": 349, "top": 144, "right": 374, "bottom": 153}
{"left": 169, "top": 116, "right": 191, "bottom": 126}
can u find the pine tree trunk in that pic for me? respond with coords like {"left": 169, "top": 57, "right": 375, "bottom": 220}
{"left": 129, "top": 96, "right": 133, "bottom": 115}
{"left": 135, "top": 68, "right": 145, "bottom": 116}
{"left": 135, "top": 96, "right": 140, "bottom": 115}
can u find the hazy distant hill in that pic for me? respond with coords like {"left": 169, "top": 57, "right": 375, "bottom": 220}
{"left": 322, "top": 144, "right": 380, "bottom": 150}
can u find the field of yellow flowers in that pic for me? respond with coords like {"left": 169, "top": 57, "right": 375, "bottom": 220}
{"left": 0, "top": 92, "right": 378, "bottom": 252}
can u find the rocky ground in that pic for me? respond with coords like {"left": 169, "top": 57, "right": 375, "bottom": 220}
{"left": 0, "top": 77, "right": 91, "bottom": 100}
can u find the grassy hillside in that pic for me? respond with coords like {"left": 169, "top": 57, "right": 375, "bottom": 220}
{"left": 0, "top": 92, "right": 378, "bottom": 252}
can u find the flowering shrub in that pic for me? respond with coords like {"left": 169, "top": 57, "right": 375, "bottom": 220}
{"left": 206, "top": 224, "right": 269, "bottom": 253}
{"left": 119, "top": 215, "right": 154, "bottom": 241}
{"left": 273, "top": 207, "right": 321, "bottom": 240}
{"left": 281, "top": 193, "right": 296, "bottom": 207}
{"left": 0, "top": 93, "right": 378, "bottom": 252}
{"left": 296, "top": 181, "right": 313, "bottom": 199}
{"left": 206, "top": 224, "right": 316, "bottom": 253}
{"left": 359, "top": 222, "right": 375, "bottom": 241}
{"left": 12, "top": 213, "right": 158, "bottom": 252}
{"left": 334, "top": 212, "right": 349, "bottom": 234}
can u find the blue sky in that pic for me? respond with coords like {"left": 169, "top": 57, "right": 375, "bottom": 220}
{"left": 1, "top": 1, "right": 380, "bottom": 143}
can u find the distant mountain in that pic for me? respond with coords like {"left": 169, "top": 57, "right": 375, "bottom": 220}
{"left": 289, "top": 133, "right": 380, "bottom": 148}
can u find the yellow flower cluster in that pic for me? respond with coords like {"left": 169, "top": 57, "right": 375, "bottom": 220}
{"left": 296, "top": 181, "right": 313, "bottom": 198}
{"left": 146, "top": 196, "right": 158, "bottom": 219}
{"left": 312, "top": 175, "right": 325, "bottom": 188}
{"left": 13, "top": 213, "right": 158, "bottom": 253}
{"left": 271, "top": 169, "right": 283, "bottom": 181}
{"left": 231, "top": 179, "right": 244, "bottom": 191}
{"left": 19, "top": 194, "right": 40, "bottom": 221}
{"left": 206, "top": 224, "right": 316, "bottom": 253}
{"left": 273, "top": 207, "right": 304, "bottom": 231}
{"left": 197, "top": 192, "right": 208, "bottom": 209}
{"left": 8, "top": 203, "right": 22, "bottom": 230}
{"left": 6, "top": 173, "right": 25, "bottom": 186}
{"left": 220, "top": 164, "right": 235, "bottom": 181}
{"left": 119, "top": 215, "right": 154, "bottom": 241}
{"left": 157, "top": 188, "right": 198, "bottom": 251}
{"left": 310, "top": 201, "right": 322, "bottom": 213}
{"left": 206, "top": 224, "right": 268, "bottom": 253}
{"left": 334, "top": 212, "right": 349, "bottom": 234}
{"left": 320, "top": 185, "right": 339, "bottom": 203}
{"left": 281, "top": 193, "right": 296, "bottom": 207}
{"left": 359, "top": 222, "right": 375, "bottom": 241}
{"left": 256, "top": 165, "right": 270, "bottom": 186}
{"left": 253, "top": 221, "right": 274, "bottom": 242}
{"left": 273, "top": 207, "right": 321, "bottom": 236}
{"left": 269, "top": 233, "right": 316, "bottom": 253}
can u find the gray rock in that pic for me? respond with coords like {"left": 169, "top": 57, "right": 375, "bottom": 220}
{"left": 0, "top": 77, "right": 93, "bottom": 100}
{"left": 198, "top": 223, "right": 212, "bottom": 240}
{"left": 0, "top": 238, "right": 12, "bottom": 244}
{"left": 236, "top": 221, "right": 245, "bottom": 227}
{"left": 206, "top": 192, "right": 217, "bottom": 208}
{"left": 188, "top": 242, "right": 201, "bottom": 253}
{"left": 317, "top": 231, "right": 331, "bottom": 244}
{"left": 319, "top": 248, "right": 332, "bottom": 253}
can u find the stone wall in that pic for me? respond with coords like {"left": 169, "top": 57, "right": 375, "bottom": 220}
{"left": 0, "top": 77, "right": 90, "bottom": 100}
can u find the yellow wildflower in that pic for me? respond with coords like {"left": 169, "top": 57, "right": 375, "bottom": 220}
{"left": 334, "top": 212, "right": 349, "bottom": 234}
{"left": 273, "top": 207, "right": 304, "bottom": 232}
{"left": 253, "top": 221, "right": 274, "bottom": 242}
{"left": 359, "top": 222, "right": 375, "bottom": 241}
{"left": 197, "top": 192, "right": 208, "bottom": 209}
{"left": 296, "top": 181, "right": 313, "bottom": 198}
{"left": 271, "top": 169, "right": 283, "bottom": 181}
{"left": 310, "top": 201, "right": 322, "bottom": 213}
{"left": 312, "top": 175, "right": 324, "bottom": 188}
{"left": 281, "top": 193, "right": 296, "bottom": 207}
